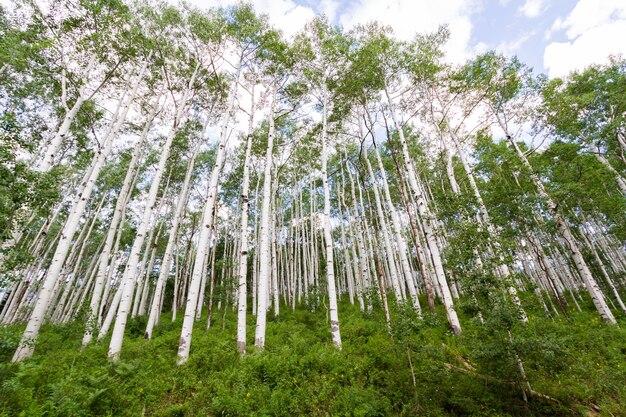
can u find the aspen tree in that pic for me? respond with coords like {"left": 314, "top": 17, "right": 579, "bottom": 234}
{"left": 470, "top": 53, "right": 617, "bottom": 324}
{"left": 236, "top": 82, "right": 256, "bottom": 353}
{"left": 13, "top": 64, "right": 147, "bottom": 362}
{"left": 176, "top": 58, "right": 242, "bottom": 364}
{"left": 108, "top": 62, "right": 201, "bottom": 360}
{"left": 254, "top": 87, "right": 277, "bottom": 349}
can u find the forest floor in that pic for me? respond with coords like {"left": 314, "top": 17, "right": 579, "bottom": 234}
{"left": 1, "top": 293, "right": 625, "bottom": 416}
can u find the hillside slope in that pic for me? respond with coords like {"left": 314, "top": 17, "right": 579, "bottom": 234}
{"left": 1, "top": 296, "right": 625, "bottom": 416}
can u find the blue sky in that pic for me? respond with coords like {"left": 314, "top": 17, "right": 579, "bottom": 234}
{"left": 193, "top": 0, "right": 626, "bottom": 78}
{"left": 469, "top": 0, "right": 576, "bottom": 72}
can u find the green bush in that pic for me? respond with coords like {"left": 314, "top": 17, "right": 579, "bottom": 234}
{"left": 1, "top": 295, "right": 625, "bottom": 416}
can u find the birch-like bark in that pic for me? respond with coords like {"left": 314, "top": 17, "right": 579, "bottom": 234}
{"left": 254, "top": 87, "right": 276, "bottom": 350}
{"left": 176, "top": 60, "right": 241, "bottom": 364}
{"left": 500, "top": 121, "right": 617, "bottom": 324}
{"left": 371, "top": 138, "right": 421, "bottom": 313}
{"left": 363, "top": 153, "right": 404, "bottom": 302}
{"left": 387, "top": 140, "right": 437, "bottom": 311}
{"left": 52, "top": 193, "right": 106, "bottom": 322}
{"left": 384, "top": 87, "right": 461, "bottom": 335}
{"left": 579, "top": 222, "right": 626, "bottom": 315}
{"left": 12, "top": 68, "right": 141, "bottom": 361}
{"left": 236, "top": 90, "right": 255, "bottom": 353}
{"left": 345, "top": 160, "right": 368, "bottom": 310}
{"left": 321, "top": 90, "right": 341, "bottom": 349}
{"left": 271, "top": 175, "right": 280, "bottom": 317}
{"left": 205, "top": 221, "right": 219, "bottom": 330}
{"left": 108, "top": 65, "right": 201, "bottom": 360}
{"left": 81, "top": 83, "right": 154, "bottom": 346}
{"left": 144, "top": 138, "right": 203, "bottom": 339}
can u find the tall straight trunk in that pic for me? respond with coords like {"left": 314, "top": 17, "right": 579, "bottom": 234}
{"left": 236, "top": 100, "right": 255, "bottom": 353}
{"left": 271, "top": 176, "right": 280, "bottom": 317}
{"left": 369, "top": 220, "right": 392, "bottom": 331}
{"left": 578, "top": 221, "right": 626, "bottom": 315}
{"left": 345, "top": 160, "right": 368, "bottom": 310}
{"left": 176, "top": 60, "right": 242, "bottom": 364}
{"left": 336, "top": 185, "right": 355, "bottom": 305}
{"left": 384, "top": 87, "right": 461, "bottom": 335}
{"left": 386, "top": 139, "right": 436, "bottom": 311}
{"left": 81, "top": 90, "right": 154, "bottom": 346}
{"left": 98, "top": 279, "right": 124, "bottom": 341}
{"left": 172, "top": 245, "right": 181, "bottom": 320}
{"left": 321, "top": 91, "right": 341, "bottom": 349}
{"left": 252, "top": 178, "right": 261, "bottom": 316}
{"left": 144, "top": 138, "right": 200, "bottom": 339}
{"left": 62, "top": 238, "right": 104, "bottom": 321}
{"left": 363, "top": 153, "right": 404, "bottom": 302}
{"left": 525, "top": 231, "right": 569, "bottom": 314}
{"left": 52, "top": 193, "right": 106, "bottom": 322}
{"left": 132, "top": 217, "right": 163, "bottom": 319}
{"left": 196, "top": 203, "right": 218, "bottom": 321}
{"left": 99, "top": 167, "right": 139, "bottom": 323}
{"left": 205, "top": 225, "right": 219, "bottom": 330}
{"left": 68, "top": 258, "right": 98, "bottom": 321}
{"left": 36, "top": 56, "right": 98, "bottom": 173}
{"left": 370, "top": 131, "right": 421, "bottom": 313}
{"left": 447, "top": 128, "right": 527, "bottom": 321}
{"left": 2, "top": 226, "right": 62, "bottom": 325}
{"left": 108, "top": 64, "right": 201, "bottom": 361}
{"left": 254, "top": 87, "right": 277, "bottom": 350}
{"left": 355, "top": 168, "right": 374, "bottom": 296}
{"left": 298, "top": 192, "right": 308, "bottom": 305}
{"left": 11, "top": 68, "right": 143, "bottom": 362}
{"left": 144, "top": 136, "right": 202, "bottom": 338}
{"left": 498, "top": 117, "right": 616, "bottom": 324}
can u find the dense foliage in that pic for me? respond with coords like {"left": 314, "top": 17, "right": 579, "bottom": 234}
{"left": 1, "top": 0, "right": 625, "bottom": 414}
{"left": 1, "top": 297, "right": 626, "bottom": 417}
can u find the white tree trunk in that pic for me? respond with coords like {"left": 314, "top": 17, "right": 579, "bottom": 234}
{"left": 11, "top": 70, "right": 140, "bottom": 361}
{"left": 80, "top": 74, "right": 154, "bottom": 346}
{"left": 254, "top": 87, "right": 277, "bottom": 350}
{"left": 321, "top": 91, "right": 341, "bottom": 349}
{"left": 364, "top": 153, "right": 404, "bottom": 302}
{"left": 108, "top": 65, "right": 200, "bottom": 360}
{"left": 236, "top": 92, "right": 255, "bottom": 353}
{"left": 176, "top": 61, "right": 241, "bottom": 364}
{"left": 372, "top": 140, "right": 421, "bottom": 314}
{"left": 144, "top": 138, "right": 202, "bottom": 339}
{"left": 384, "top": 87, "right": 461, "bottom": 335}
{"left": 499, "top": 118, "right": 616, "bottom": 324}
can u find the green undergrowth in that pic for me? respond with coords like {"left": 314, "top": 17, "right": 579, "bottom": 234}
{"left": 1, "top": 294, "right": 625, "bottom": 416}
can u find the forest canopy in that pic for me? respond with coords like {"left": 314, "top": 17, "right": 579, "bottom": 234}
{"left": 0, "top": 0, "right": 625, "bottom": 415}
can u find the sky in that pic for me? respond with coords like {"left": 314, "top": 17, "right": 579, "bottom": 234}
{"left": 189, "top": 0, "right": 626, "bottom": 78}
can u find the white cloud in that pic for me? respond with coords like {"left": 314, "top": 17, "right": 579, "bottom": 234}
{"left": 518, "top": 0, "right": 545, "bottom": 18}
{"left": 336, "top": 0, "right": 479, "bottom": 64}
{"left": 319, "top": 0, "right": 340, "bottom": 19}
{"left": 182, "top": 0, "right": 480, "bottom": 64}
{"left": 473, "top": 41, "right": 489, "bottom": 55}
{"left": 496, "top": 32, "right": 533, "bottom": 56}
{"left": 551, "top": 0, "right": 626, "bottom": 39}
{"left": 185, "top": 0, "right": 316, "bottom": 38}
{"left": 544, "top": 0, "right": 626, "bottom": 77}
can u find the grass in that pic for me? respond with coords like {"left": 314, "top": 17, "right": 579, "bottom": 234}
{"left": 1, "top": 293, "right": 625, "bottom": 416}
